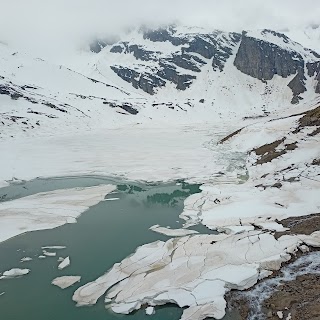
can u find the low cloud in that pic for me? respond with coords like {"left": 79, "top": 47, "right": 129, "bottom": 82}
{"left": 0, "top": 0, "right": 318, "bottom": 54}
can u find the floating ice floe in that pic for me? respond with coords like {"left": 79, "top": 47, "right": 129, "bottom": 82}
{"left": 52, "top": 276, "right": 81, "bottom": 289}
{"left": 0, "top": 185, "right": 116, "bottom": 243}
{"left": 72, "top": 231, "right": 320, "bottom": 320}
{"left": 0, "top": 292, "right": 5, "bottom": 296}
{"left": 0, "top": 268, "right": 30, "bottom": 279}
{"left": 145, "top": 306, "right": 155, "bottom": 315}
{"left": 43, "top": 250, "right": 56, "bottom": 257}
{"left": 20, "top": 257, "right": 33, "bottom": 262}
{"left": 38, "top": 255, "right": 46, "bottom": 259}
{"left": 58, "top": 257, "right": 70, "bottom": 270}
{"left": 42, "top": 246, "right": 66, "bottom": 250}
{"left": 149, "top": 224, "right": 198, "bottom": 237}
{"left": 104, "top": 198, "right": 120, "bottom": 201}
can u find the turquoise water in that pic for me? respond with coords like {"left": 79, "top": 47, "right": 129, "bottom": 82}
{"left": 0, "top": 177, "right": 239, "bottom": 320}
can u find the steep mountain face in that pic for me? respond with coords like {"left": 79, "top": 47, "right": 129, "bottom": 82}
{"left": 93, "top": 27, "right": 242, "bottom": 94}
{"left": 0, "top": 44, "right": 149, "bottom": 138}
{"left": 90, "top": 26, "right": 320, "bottom": 105}
{"left": 1, "top": 25, "right": 320, "bottom": 138}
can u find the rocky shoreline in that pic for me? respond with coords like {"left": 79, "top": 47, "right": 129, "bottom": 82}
{"left": 227, "top": 213, "right": 320, "bottom": 320}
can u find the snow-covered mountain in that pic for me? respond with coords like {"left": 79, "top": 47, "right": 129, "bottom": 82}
{"left": 1, "top": 25, "right": 320, "bottom": 137}
{"left": 90, "top": 27, "right": 319, "bottom": 99}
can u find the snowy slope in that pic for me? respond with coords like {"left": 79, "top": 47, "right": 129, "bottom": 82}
{"left": 0, "top": 44, "right": 152, "bottom": 138}
{"left": 87, "top": 26, "right": 320, "bottom": 100}
{"left": 284, "top": 24, "right": 320, "bottom": 54}
{"left": 0, "top": 25, "right": 320, "bottom": 138}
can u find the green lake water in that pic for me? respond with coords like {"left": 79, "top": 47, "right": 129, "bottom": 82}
{"left": 0, "top": 176, "right": 239, "bottom": 320}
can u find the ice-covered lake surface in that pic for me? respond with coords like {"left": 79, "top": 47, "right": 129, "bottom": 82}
{"left": 0, "top": 176, "right": 240, "bottom": 320}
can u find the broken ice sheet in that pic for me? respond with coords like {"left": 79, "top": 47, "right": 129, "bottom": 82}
{"left": 72, "top": 230, "right": 320, "bottom": 320}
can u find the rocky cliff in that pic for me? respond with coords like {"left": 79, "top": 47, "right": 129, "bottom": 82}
{"left": 90, "top": 26, "right": 320, "bottom": 104}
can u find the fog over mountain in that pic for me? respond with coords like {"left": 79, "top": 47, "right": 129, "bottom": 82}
{"left": 0, "top": 0, "right": 319, "bottom": 56}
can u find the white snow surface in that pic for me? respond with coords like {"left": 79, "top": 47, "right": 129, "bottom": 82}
{"left": 180, "top": 114, "right": 320, "bottom": 231}
{"left": 0, "top": 185, "right": 116, "bottom": 243}
{"left": 0, "top": 125, "right": 240, "bottom": 186}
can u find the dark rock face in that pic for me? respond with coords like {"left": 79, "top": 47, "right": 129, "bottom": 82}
{"left": 288, "top": 73, "right": 306, "bottom": 103}
{"left": 143, "top": 27, "right": 188, "bottom": 46}
{"left": 317, "top": 74, "right": 320, "bottom": 94}
{"left": 144, "top": 27, "right": 241, "bottom": 71}
{"left": 110, "top": 45, "right": 124, "bottom": 53}
{"left": 307, "top": 61, "right": 320, "bottom": 94}
{"left": 110, "top": 42, "right": 159, "bottom": 61}
{"left": 106, "top": 26, "right": 320, "bottom": 101}
{"left": 109, "top": 28, "right": 242, "bottom": 93}
{"left": 90, "top": 40, "right": 108, "bottom": 53}
{"left": 110, "top": 66, "right": 166, "bottom": 95}
{"left": 157, "top": 62, "right": 196, "bottom": 90}
{"left": 261, "top": 29, "right": 291, "bottom": 43}
{"left": 167, "top": 54, "right": 205, "bottom": 72}
{"left": 234, "top": 32, "right": 304, "bottom": 80}
{"left": 184, "top": 33, "right": 241, "bottom": 71}
{"left": 90, "top": 37, "right": 120, "bottom": 53}
{"left": 233, "top": 31, "right": 313, "bottom": 102}
{"left": 104, "top": 101, "right": 139, "bottom": 115}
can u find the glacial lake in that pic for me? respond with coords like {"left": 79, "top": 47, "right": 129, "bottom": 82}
{"left": 0, "top": 176, "right": 239, "bottom": 320}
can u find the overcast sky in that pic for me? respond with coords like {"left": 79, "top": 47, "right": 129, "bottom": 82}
{"left": 0, "top": 0, "right": 319, "bottom": 54}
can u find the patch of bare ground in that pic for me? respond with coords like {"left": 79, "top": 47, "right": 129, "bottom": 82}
{"left": 312, "top": 158, "right": 320, "bottom": 166}
{"left": 263, "top": 273, "right": 320, "bottom": 320}
{"left": 293, "top": 105, "right": 320, "bottom": 134}
{"left": 275, "top": 213, "right": 320, "bottom": 238}
{"left": 219, "top": 127, "right": 244, "bottom": 144}
{"left": 309, "top": 127, "right": 320, "bottom": 136}
{"left": 252, "top": 139, "right": 298, "bottom": 165}
{"left": 226, "top": 214, "right": 320, "bottom": 320}
{"left": 227, "top": 249, "right": 320, "bottom": 320}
